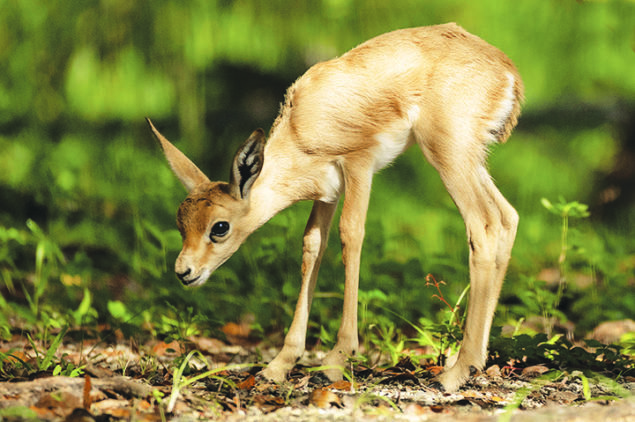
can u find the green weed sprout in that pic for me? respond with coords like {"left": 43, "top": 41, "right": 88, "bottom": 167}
{"left": 25, "top": 220, "right": 66, "bottom": 318}
{"left": 27, "top": 327, "right": 67, "bottom": 373}
{"left": 423, "top": 274, "right": 469, "bottom": 365}
{"left": 540, "top": 197, "right": 590, "bottom": 315}
{"left": 540, "top": 197, "right": 590, "bottom": 285}
{"left": 166, "top": 350, "right": 258, "bottom": 413}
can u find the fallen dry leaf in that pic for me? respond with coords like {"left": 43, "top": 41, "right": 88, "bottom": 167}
{"left": 310, "top": 388, "right": 341, "bottom": 408}
{"left": 1, "top": 350, "right": 29, "bottom": 364}
{"left": 222, "top": 321, "right": 251, "bottom": 338}
{"left": 190, "top": 336, "right": 227, "bottom": 353}
{"left": 427, "top": 366, "right": 444, "bottom": 376}
{"left": 254, "top": 394, "right": 286, "bottom": 413}
{"left": 255, "top": 380, "right": 280, "bottom": 392}
{"left": 486, "top": 364, "right": 502, "bottom": 377}
{"left": 429, "top": 404, "right": 446, "bottom": 413}
{"left": 237, "top": 374, "right": 256, "bottom": 390}
{"left": 29, "top": 405, "right": 59, "bottom": 420}
{"left": 326, "top": 380, "right": 352, "bottom": 391}
{"left": 108, "top": 407, "right": 132, "bottom": 419}
{"left": 291, "top": 374, "right": 311, "bottom": 389}
{"left": 152, "top": 340, "right": 182, "bottom": 357}
{"left": 35, "top": 391, "right": 82, "bottom": 410}
{"left": 137, "top": 399, "right": 153, "bottom": 411}
{"left": 522, "top": 364, "right": 550, "bottom": 377}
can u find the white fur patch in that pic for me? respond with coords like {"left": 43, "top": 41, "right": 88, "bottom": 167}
{"left": 486, "top": 72, "right": 516, "bottom": 142}
{"left": 318, "top": 162, "right": 344, "bottom": 202}
{"left": 372, "top": 105, "right": 419, "bottom": 172}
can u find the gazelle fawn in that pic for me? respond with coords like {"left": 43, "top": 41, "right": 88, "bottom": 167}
{"left": 148, "top": 23, "right": 523, "bottom": 392}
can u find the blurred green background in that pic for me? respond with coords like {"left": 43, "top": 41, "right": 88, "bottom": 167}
{"left": 0, "top": 0, "right": 633, "bottom": 344}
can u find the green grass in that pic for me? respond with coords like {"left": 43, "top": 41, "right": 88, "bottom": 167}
{"left": 0, "top": 0, "right": 633, "bottom": 386}
{"left": 1, "top": 119, "right": 633, "bottom": 342}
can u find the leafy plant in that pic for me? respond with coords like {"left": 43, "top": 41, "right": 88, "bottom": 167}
{"left": 166, "top": 350, "right": 254, "bottom": 413}
{"left": 0, "top": 406, "right": 39, "bottom": 421}
{"left": 540, "top": 197, "right": 590, "bottom": 305}
{"left": 364, "top": 322, "right": 406, "bottom": 367}
{"left": 52, "top": 357, "right": 85, "bottom": 377}
{"left": 26, "top": 327, "right": 68, "bottom": 373}
{"left": 158, "top": 304, "right": 207, "bottom": 354}
{"left": 514, "top": 275, "right": 567, "bottom": 330}
{"left": 490, "top": 333, "right": 633, "bottom": 376}
{"left": 24, "top": 220, "right": 67, "bottom": 318}
{"left": 0, "top": 326, "right": 84, "bottom": 379}
{"left": 418, "top": 274, "right": 468, "bottom": 365}
{"left": 70, "top": 287, "right": 98, "bottom": 327}
{"left": 0, "top": 225, "right": 30, "bottom": 300}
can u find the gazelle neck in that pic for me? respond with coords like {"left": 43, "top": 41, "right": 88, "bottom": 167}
{"left": 244, "top": 135, "right": 300, "bottom": 231}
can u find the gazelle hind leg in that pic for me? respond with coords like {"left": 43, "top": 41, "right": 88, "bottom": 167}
{"left": 262, "top": 200, "right": 338, "bottom": 382}
{"left": 483, "top": 171, "right": 518, "bottom": 283}
{"left": 426, "top": 151, "right": 517, "bottom": 392}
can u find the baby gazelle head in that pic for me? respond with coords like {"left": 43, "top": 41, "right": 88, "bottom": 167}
{"left": 147, "top": 119, "right": 265, "bottom": 286}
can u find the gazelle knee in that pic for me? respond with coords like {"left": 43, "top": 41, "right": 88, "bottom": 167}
{"left": 496, "top": 204, "right": 518, "bottom": 265}
{"left": 303, "top": 228, "right": 322, "bottom": 256}
{"left": 467, "top": 223, "right": 498, "bottom": 257}
{"left": 301, "top": 230, "right": 323, "bottom": 275}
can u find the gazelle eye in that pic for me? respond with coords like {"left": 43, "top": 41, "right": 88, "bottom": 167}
{"left": 210, "top": 221, "right": 230, "bottom": 239}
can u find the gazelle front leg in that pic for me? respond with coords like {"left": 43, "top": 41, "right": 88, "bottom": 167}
{"left": 323, "top": 166, "right": 372, "bottom": 381}
{"left": 261, "top": 200, "right": 338, "bottom": 382}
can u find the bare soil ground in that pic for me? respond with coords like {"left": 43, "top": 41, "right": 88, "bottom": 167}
{"left": 1, "top": 335, "right": 633, "bottom": 421}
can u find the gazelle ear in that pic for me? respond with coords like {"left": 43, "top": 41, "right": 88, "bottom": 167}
{"left": 147, "top": 118, "right": 210, "bottom": 192}
{"left": 229, "top": 129, "right": 266, "bottom": 199}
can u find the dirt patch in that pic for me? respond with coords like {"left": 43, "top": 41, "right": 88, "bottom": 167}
{"left": 1, "top": 333, "right": 633, "bottom": 421}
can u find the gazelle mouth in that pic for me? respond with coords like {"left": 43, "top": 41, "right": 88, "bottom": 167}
{"left": 181, "top": 275, "right": 200, "bottom": 286}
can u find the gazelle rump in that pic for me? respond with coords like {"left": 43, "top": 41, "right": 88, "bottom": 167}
{"left": 148, "top": 23, "right": 524, "bottom": 392}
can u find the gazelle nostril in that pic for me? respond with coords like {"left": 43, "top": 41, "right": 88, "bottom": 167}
{"left": 176, "top": 268, "right": 191, "bottom": 280}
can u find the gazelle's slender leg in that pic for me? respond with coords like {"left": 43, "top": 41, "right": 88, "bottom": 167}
{"left": 262, "top": 200, "right": 338, "bottom": 382}
{"left": 155, "top": 24, "right": 523, "bottom": 393}
{"left": 323, "top": 166, "right": 373, "bottom": 381}
{"left": 427, "top": 153, "right": 517, "bottom": 392}
{"left": 482, "top": 170, "right": 518, "bottom": 293}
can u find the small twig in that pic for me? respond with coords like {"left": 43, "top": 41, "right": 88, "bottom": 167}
{"left": 425, "top": 274, "right": 455, "bottom": 313}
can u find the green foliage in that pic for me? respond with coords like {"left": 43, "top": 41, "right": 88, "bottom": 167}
{"left": 619, "top": 332, "right": 635, "bottom": 356}
{"left": 165, "top": 350, "right": 254, "bottom": 414}
{"left": 1, "top": 326, "right": 84, "bottom": 380}
{"left": 364, "top": 322, "right": 407, "bottom": 367}
{"left": 414, "top": 275, "right": 469, "bottom": 365}
{"left": 0, "top": 406, "right": 39, "bottom": 421}
{"left": 0, "top": 1, "right": 633, "bottom": 384}
{"left": 490, "top": 334, "right": 632, "bottom": 376}
{"left": 158, "top": 304, "right": 205, "bottom": 348}
{"left": 26, "top": 328, "right": 66, "bottom": 373}
{"left": 541, "top": 197, "right": 590, "bottom": 220}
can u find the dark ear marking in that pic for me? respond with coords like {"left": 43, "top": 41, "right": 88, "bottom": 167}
{"left": 230, "top": 129, "right": 266, "bottom": 199}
